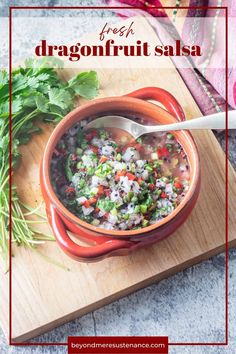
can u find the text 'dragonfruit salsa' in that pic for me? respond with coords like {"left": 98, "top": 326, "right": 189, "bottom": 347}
{"left": 50, "top": 118, "right": 190, "bottom": 231}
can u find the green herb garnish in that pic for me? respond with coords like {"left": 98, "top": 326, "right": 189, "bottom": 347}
{"left": 97, "top": 199, "right": 115, "bottom": 212}
{"left": 0, "top": 57, "right": 99, "bottom": 271}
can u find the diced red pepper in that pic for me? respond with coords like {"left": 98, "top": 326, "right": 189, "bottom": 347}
{"left": 82, "top": 200, "right": 90, "bottom": 208}
{"left": 126, "top": 172, "right": 136, "bottom": 180}
{"left": 88, "top": 197, "right": 97, "bottom": 204}
{"left": 95, "top": 207, "right": 100, "bottom": 213}
{"left": 137, "top": 177, "right": 144, "bottom": 184}
{"left": 71, "top": 154, "right": 77, "bottom": 161}
{"left": 89, "top": 145, "right": 99, "bottom": 154}
{"left": 161, "top": 192, "right": 167, "bottom": 198}
{"left": 174, "top": 182, "right": 183, "bottom": 189}
{"left": 97, "top": 185, "right": 104, "bottom": 195}
{"left": 115, "top": 170, "right": 126, "bottom": 181}
{"left": 148, "top": 184, "right": 155, "bottom": 190}
{"left": 157, "top": 146, "right": 169, "bottom": 158}
{"left": 99, "top": 156, "right": 108, "bottom": 164}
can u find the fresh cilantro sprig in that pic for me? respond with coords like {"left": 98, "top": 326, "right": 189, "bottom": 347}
{"left": 0, "top": 57, "right": 99, "bottom": 271}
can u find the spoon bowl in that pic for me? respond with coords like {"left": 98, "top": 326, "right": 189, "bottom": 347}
{"left": 85, "top": 115, "right": 150, "bottom": 140}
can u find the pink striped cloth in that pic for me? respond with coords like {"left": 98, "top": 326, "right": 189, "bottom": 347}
{"left": 107, "top": 0, "right": 236, "bottom": 114}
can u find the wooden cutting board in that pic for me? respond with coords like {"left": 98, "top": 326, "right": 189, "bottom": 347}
{"left": 1, "top": 17, "right": 236, "bottom": 343}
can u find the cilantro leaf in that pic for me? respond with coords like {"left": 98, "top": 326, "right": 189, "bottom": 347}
{"left": 68, "top": 71, "right": 99, "bottom": 99}
{"left": 22, "top": 94, "right": 36, "bottom": 108}
{"left": 0, "top": 70, "right": 8, "bottom": 86}
{"left": 97, "top": 199, "right": 115, "bottom": 212}
{"left": 0, "top": 98, "right": 22, "bottom": 118}
{"left": 25, "top": 57, "right": 64, "bottom": 70}
{"left": 36, "top": 73, "right": 50, "bottom": 81}
{"left": 48, "top": 104, "right": 65, "bottom": 116}
{"left": 27, "top": 76, "right": 39, "bottom": 89}
{"left": 12, "top": 97, "right": 23, "bottom": 114}
{"left": 35, "top": 93, "right": 48, "bottom": 113}
{"left": 0, "top": 101, "right": 9, "bottom": 116}
{"left": 12, "top": 74, "right": 28, "bottom": 94}
{"left": 37, "top": 83, "right": 50, "bottom": 95}
{"left": 0, "top": 83, "right": 9, "bottom": 100}
{"left": 49, "top": 87, "right": 74, "bottom": 110}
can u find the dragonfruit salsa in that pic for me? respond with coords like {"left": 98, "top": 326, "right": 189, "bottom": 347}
{"left": 50, "top": 119, "right": 190, "bottom": 230}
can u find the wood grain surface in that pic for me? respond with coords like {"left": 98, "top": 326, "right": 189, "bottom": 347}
{"left": 0, "top": 17, "right": 235, "bottom": 343}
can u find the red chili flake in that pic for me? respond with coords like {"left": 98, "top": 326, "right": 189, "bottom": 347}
{"left": 95, "top": 207, "right": 100, "bottom": 213}
{"left": 157, "top": 146, "right": 169, "bottom": 158}
{"left": 161, "top": 192, "right": 167, "bottom": 198}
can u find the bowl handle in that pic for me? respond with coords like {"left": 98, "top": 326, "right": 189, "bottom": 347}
{"left": 49, "top": 204, "right": 136, "bottom": 261}
{"left": 126, "top": 87, "right": 185, "bottom": 122}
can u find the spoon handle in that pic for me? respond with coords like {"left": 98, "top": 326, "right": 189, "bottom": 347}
{"left": 147, "top": 111, "right": 236, "bottom": 132}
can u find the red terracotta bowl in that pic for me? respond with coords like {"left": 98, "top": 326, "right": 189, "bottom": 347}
{"left": 40, "top": 87, "right": 201, "bottom": 262}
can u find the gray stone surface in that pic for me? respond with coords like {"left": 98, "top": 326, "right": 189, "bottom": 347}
{"left": 0, "top": 1, "right": 235, "bottom": 353}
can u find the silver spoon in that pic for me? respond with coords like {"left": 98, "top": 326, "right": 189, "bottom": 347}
{"left": 85, "top": 111, "right": 236, "bottom": 140}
